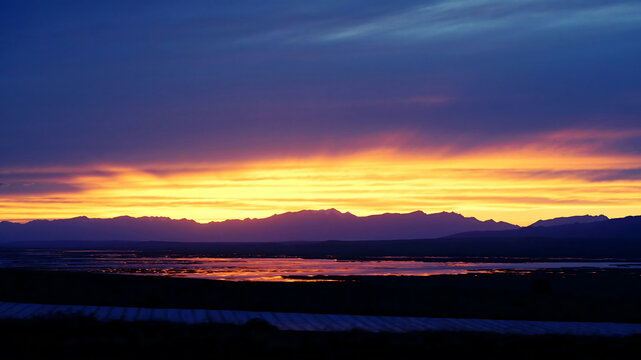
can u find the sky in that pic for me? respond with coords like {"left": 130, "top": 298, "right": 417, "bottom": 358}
{"left": 1, "top": 0, "right": 641, "bottom": 225}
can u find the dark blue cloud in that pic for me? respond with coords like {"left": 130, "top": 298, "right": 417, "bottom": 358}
{"left": 1, "top": 0, "right": 640, "bottom": 168}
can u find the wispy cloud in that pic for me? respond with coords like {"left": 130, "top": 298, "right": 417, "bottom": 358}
{"left": 289, "top": 0, "right": 641, "bottom": 45}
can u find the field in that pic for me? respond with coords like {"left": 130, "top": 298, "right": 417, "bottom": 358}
{"left": 1, "top": 268, "right": 640, "bottom": 322}
{"left": 3, "top": 267, "right": 641, "bottom": 358}
{"left": 3, "top": 315, "right": 641, "bottom": 360}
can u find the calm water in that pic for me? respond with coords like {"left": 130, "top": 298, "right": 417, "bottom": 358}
{"left": 0, "top": 250, "right": 640, "bottom": 281}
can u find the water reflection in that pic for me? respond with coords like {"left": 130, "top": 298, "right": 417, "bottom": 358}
{"left": 0, "top": 250, "right": 640, "bottom": 281}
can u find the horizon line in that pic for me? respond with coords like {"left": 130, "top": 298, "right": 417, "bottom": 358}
{"left": 1, "top": 208, "right": 619, "bottom": 227}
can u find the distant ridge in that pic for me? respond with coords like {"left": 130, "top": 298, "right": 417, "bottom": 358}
{"left": 528, "top": 215, "right": 608, "bottom": 227}
{"left": 450, "top": 215, "right": 641, "bottom": 240}
{"left": 0, "top": 209, "right": 517, "bottom": 243}
{"left": 2, "top": 212, "right": 641, "bottom": 257}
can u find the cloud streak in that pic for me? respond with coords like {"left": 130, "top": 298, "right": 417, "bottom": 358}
{"left": 2, "top": 127, "right": 641, "bottom": 225}
{"left": 286, "top": 0, "right": 641, "bottom": 46}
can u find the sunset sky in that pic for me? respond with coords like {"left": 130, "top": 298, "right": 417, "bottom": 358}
{"left": 2, "top": 0, "right": 641, "bottom": 225}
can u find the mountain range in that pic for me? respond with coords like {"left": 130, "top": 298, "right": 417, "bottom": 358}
{"left": 527, "top": 215, "right": 609, "bottom": 228}
{"left": 0, "top": 209, "right": 517, "bottom": 243}
{"left": 0, "top": 209, "right": 625, "bottom": 244}
{"left": 1, "top": 210, "right": 640, "bottom": 257}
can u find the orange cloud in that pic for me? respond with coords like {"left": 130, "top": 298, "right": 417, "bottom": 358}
{"left": 1, "top": 128, "right": 641, "bottom": 225}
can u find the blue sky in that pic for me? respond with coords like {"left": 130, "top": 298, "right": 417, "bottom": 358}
{"left": 2, "top": 0, "right": 640, "bottom": 167}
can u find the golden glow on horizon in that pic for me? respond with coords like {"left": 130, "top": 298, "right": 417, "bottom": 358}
{"left": 2, "top": 130, "right": 641, "bottom": 226}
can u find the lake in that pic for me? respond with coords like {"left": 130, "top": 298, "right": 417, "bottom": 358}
{"left": 1, "top": 249, "right": 640, "bottom": 281}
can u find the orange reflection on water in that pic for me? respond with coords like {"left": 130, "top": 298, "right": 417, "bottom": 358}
{"left": 4, "top": 250, "right": 641, "bottom": 281}
{"left": 42, "top": 255, "right": 641, "bottom": 281}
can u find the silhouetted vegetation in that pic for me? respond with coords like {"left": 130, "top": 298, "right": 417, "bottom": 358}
{"left": 1, "top": 268, "right": 640, "bottom": 322}
{"left": 1, "top": 315, "right": 639, "bottom": 359}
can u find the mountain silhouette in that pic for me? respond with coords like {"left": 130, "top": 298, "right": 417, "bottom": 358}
{"left": 0, "top": 209, "right": 517, "bottom": 243}
{"left": 450, "top": 215, "right": 641, "bottom": 240}
{"left": 1, "top": 212, "right": 640, "bottom": 257}
{"left": 528, "top": 215, "right": 608, "bottom": 227}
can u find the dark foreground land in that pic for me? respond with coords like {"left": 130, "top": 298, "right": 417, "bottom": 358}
{"left": 1, "top": 315, "right": 640, "bottom": 360}
{"left": 1, "top": 268, "right": 641, "bottom": 322}
{"left": 2, "top": 269, "right": 641, "bottom": 359}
